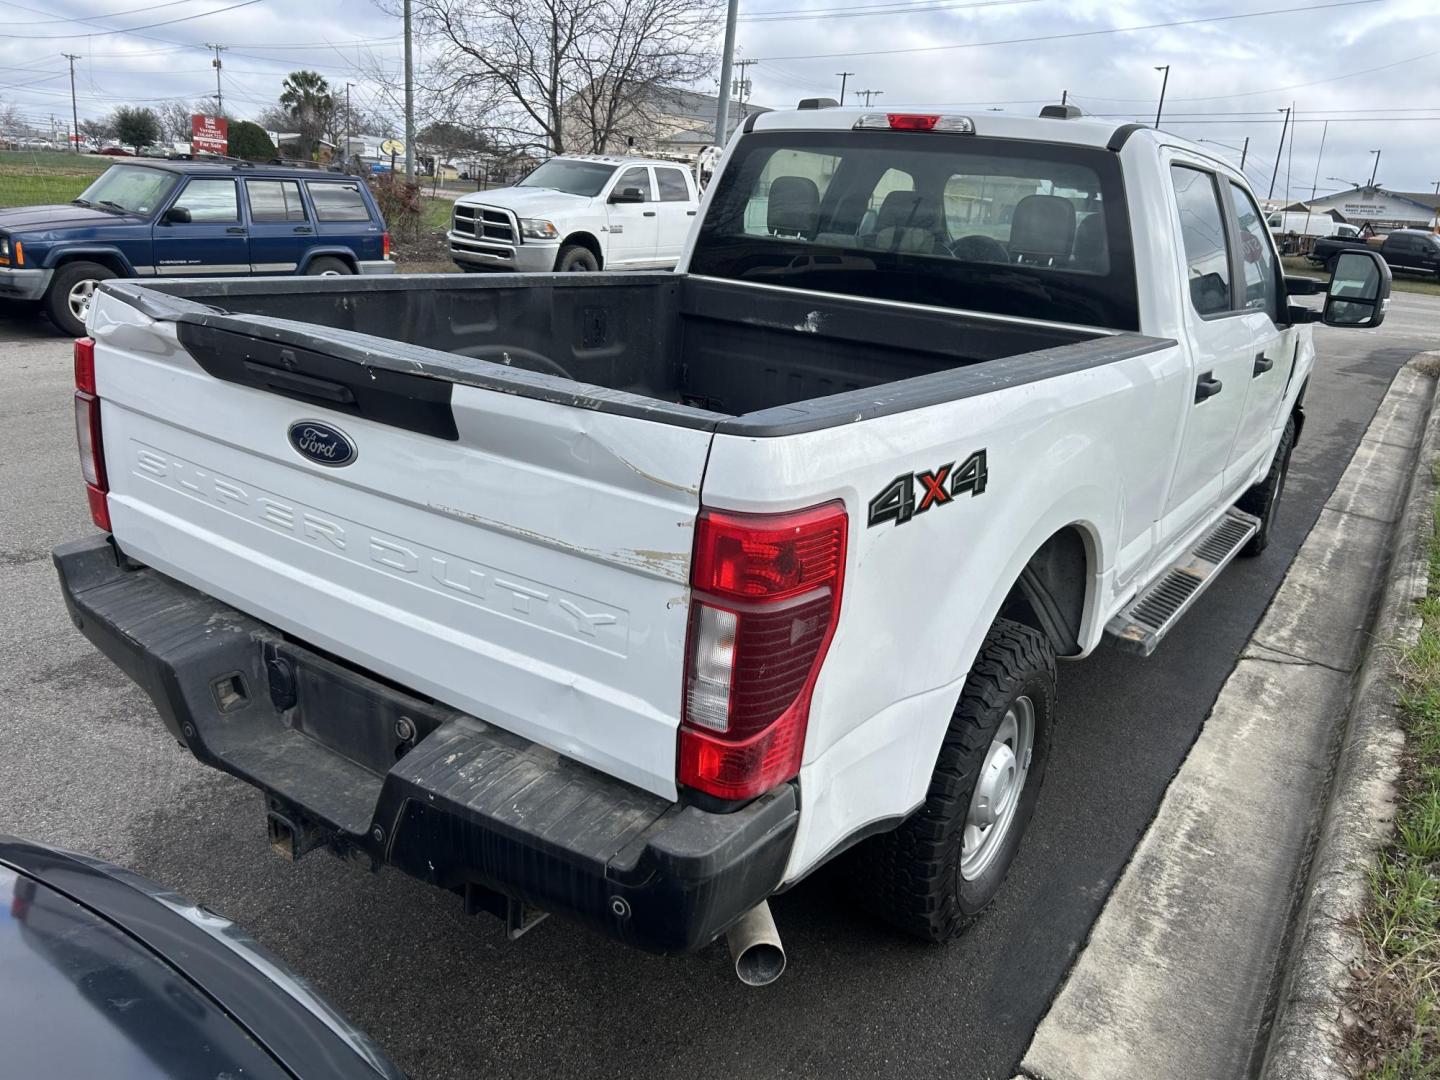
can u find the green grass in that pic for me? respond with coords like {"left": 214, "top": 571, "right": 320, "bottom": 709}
{"left": 1283, "top": 254, "right": 1440, "bottom": 299}
{"left": 1347, "top": 472, "right": 1440, "bottom": 1076}
{"left": 0, "top": 150, "right": 114, "bottom": 208}
{"left": 420, "top": 195, "right": 453, "bottom": 233}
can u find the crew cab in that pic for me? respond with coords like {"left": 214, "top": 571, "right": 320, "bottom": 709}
{"left": 1309, "top": 227, "right": 1440, "bottom": 278}
{"left": 55, "top": 106, "right": 1391, "bottom": 979}
{"left": 449, "top": 155, "right": 699, "bottom": 273}
{"left": 0, "top": 161, "right": 392, "bottom": 337}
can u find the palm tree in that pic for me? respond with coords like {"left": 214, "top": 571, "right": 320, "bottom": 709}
{"left": 279, "top": 70, "right": 334, "bottom": 160}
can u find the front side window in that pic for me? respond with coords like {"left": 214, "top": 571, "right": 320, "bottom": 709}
{"left": 305, "top": 181, "right": 370, "bottom": 222}
{"left": 614, "top": 167, "right": 652, "bottom": 201}
{"left": 692, "top": 131, "right": 1136, "bottom": 330}
{"left": 247, "top": 180, "right": 307, "bottom": 222}
{"left": 172, "top": 179, "right": 238, "bottom": 223}
{"left": 1227, "top": 182, "right": 1281, "bottom": 324}
{"left": 76, "top": 165, "right": 177, "bottom": 215}
{"left": 1170, "top": 165, "right": 1230, "bottom": 316}
{"left": 655, "top": 168, "right": 690, "bottom": 202}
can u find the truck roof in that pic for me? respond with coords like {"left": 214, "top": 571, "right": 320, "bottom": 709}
{"left": 555, "top": 153, "right": 692, "bottom": 168}
{"left": 748, "top": 105, "right": 1239, "bottom": 178}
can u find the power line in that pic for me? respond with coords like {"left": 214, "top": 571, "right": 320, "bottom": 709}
{"left": 740, "top": 0, "right": 1039, "bottom": 23}
{"left": 753, "top": 0, "right": 1381, "bottom": 62}
{"left": 1, "top": 0, "right": 201, "bottom": 26}
{"left": 5, "top": 0, "right": 266, "bottom": 40}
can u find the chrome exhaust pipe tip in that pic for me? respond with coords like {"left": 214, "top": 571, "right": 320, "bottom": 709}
{"left": 726, "top": 901, "right": 786, "bottom": 986}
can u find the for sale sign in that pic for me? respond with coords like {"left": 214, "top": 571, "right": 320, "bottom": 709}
{"left": 191, "top": 114, "right": 228, "bottom": 155}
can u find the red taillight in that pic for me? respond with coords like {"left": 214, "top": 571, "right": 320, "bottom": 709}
{"left": 382, "top": 231, "right": 391, "bottom": 259}
{"left": 73, "top": 337, "right": 110, "bottom": 531}
{"left": 888, "top": 113, "right": 940, "bottom": 131}
{"left": 680, "top": 501, "right": 847, "bottom": 801}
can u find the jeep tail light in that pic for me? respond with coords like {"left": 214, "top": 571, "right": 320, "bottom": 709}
{"left": 679, "top": 501, "right": 847, "bottom": 801}
{"left": 72, "top": 337, "right": 110, "bottom": 531}
{"left": 382, "top": 231, "right": 391, "bottom": 259}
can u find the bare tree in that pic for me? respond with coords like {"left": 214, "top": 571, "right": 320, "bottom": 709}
{"left": 78, "top": 116, "right": 114, "bottom": 143}
{"left": 0, "top": 98, "right": 24, "bottom": 142}
{"left": 156, "top": 99, "right": 193, "bottom": 143}
{"left": 414, "top": 0, "right": 718, "bottom": 155}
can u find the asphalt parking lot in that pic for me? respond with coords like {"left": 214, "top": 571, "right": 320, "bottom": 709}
{"left": 2, "top": 292, "right": 1438, "bottom": 1080}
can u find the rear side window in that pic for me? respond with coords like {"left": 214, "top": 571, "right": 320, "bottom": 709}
{"left": 1226, "top": 182, "right": 1280, "bottom": 324}
{"left": 655, "top": 168, "right": 690, "bottom": 202}
{"left": 305, "top": 181, "right": 371, "bottom": 222}
{"left": 172, "top": 178, "right": 238, "bottom": 223}
{"left": 247, "top": 180, "right": 307, "bottom": 222}
{"left": 1170, "top": 165, "right": 1230, "bottom": 316}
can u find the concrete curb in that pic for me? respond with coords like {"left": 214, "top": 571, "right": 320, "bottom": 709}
{"left": 1019, "top": 358, "right": 1439, "bottom": 1080}
{"left": 1260, "top": 352, "right": 1440, "bottom": 1080}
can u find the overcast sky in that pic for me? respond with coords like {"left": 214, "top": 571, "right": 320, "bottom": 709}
{"left": 1, "top": 0, "right": 1437, "bottom": 196}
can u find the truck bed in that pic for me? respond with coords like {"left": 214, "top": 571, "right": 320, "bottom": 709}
{"left": 104, "top": 272, "right": 1164, "bottom": 437}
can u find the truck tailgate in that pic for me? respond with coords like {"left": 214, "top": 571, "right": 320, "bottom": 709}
{"left": 91, "top": 307, "right": 712, "bottom": 799}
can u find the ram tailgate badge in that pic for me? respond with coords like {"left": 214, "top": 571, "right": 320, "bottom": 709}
{"left": 287, "top": 420, "right": 357, "bottom": 467}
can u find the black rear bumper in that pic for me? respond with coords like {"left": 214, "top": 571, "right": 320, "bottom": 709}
{"left": 53, "top": 535, "right": 798, "bottom": 954}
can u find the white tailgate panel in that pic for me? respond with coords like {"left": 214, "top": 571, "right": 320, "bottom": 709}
{"left": 94, "top": 317, "right": 708, "bottom": 799}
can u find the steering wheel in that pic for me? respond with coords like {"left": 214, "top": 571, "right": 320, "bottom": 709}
{"left": 946, "top": 234, "right": 1010, "bottom": 263}
{"left": 453, "top": 344, "right": 576, "bottom": 382}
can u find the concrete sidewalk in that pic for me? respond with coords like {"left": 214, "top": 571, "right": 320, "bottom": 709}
{"left": 1017, "top": 362, "right": 1438, "bottom": 1080}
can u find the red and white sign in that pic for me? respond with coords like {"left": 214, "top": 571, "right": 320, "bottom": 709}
{"left": 191, "top": 114, "right": 228, "bottom": 155}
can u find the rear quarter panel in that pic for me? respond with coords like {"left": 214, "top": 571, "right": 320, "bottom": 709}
{"left": 702, "top": 339, "right": 1189, "bottom": 879}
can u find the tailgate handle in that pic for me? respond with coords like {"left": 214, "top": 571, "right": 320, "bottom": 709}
{"left": 244, "top": 361, "right": 357, "bottom": 404}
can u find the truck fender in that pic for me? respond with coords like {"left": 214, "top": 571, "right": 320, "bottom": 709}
{"left": 43, "top": 245, "right": 139, "bottom": 277}
{"left": 559, "top": 231, "right": 604, "bottom": 269}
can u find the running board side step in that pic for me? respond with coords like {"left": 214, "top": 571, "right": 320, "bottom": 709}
{"left": 1105, "top": 507, "right": 1260, "bottom": 656}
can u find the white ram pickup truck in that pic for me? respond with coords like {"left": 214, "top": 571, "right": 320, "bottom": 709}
{"left": 56, "top": 104, "right": 1392, "bottom": 983}
{"left": 449, "top": 155, "right": 700, "bottom": 273}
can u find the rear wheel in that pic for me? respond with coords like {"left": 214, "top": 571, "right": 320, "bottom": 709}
{"left": 555, "top": 244, "right": 599, "bottom": 273}
{"left": 304, "top": 256, "right": 353, "bottom": 276}
{"left": 847, "top": 618, "right": 1056, "bottom": 942}
{"left": 1238, "top": 415, "right": 1296, "bottom": 557}
{"left": 44, "top": 261, "right": 116, "bottom": 337}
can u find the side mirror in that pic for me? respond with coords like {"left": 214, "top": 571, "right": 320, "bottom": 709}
{"left": 608, "top": 187, "right": 645, "bottom": 204}
{"left": 162, "top": 205, "right": 192, "bottom": 224}
{"left": 1322, "top": 249, "right": 1391, "bottom": 328}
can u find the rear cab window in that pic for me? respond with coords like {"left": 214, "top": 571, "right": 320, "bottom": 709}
{"left": 304, "top": 181, "right": 372, "bottom": 222}
{"left": 655, "top": 167, "right": 692, "bottom": 202}
{"left": 691, "top": 130, "right": 1138, "bottom": 331}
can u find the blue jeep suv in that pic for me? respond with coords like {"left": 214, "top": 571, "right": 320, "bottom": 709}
{"left": 0, "top": 160, "right": 393, "bottom": 336}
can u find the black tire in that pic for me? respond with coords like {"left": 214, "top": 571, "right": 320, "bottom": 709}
{"left": 44, "top": 260, "right": 116, "bottom": 337}
{"left": 1237, "top": 416, "right": 1296, "bottom": 557}
{"left": 847, "top": 618, "right": 1056, "bottom": 942}
{"left": 555, "top": 243, "right": 599, "bottom": 273}
{"left": 304, "top": 256, "right": 354, "bottom": 276}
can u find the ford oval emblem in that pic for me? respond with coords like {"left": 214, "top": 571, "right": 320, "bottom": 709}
{"left": 287, "top": 420, "right": 356, "bottom": 467}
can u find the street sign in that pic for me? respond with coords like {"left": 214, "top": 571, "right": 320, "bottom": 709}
{"left": 191, "top": 114, "right": 228, "bottom": 155}
{"left": 380, "top": 138, "right": 405, "bottom": 157}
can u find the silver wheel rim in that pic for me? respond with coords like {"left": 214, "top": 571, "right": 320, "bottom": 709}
{"left": 960, "top": 695, "right": 1035, "bottom": 881}
{"left": 67, "top": 278, "right": 98, "bottom": 322}
{"left": 319, "top": 269, "right": 344, "bottom": 276}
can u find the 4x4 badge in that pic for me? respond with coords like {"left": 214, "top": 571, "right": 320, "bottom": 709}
{"left": 868, "top": 450, "right": 987, "bottom": 528}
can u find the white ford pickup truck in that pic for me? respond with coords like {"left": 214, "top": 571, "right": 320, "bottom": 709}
{"left": 56, "top": 104, "right": 1391, "bottom": 984}
{"left": 449, "top": 154, "right": 700, "bottom": 273}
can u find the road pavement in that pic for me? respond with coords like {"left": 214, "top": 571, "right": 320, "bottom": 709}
{"left": 1, "top": 293, "right": 1437, "bottom": 1080}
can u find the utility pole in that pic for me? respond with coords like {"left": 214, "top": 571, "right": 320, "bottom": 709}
{"left": 1367, "top": 149, "right": 1381, "bottom": 189}
{"left": 62, "top": 53, "right": 79, "bottom": 152}
{"left": 403, "top": 0, "right": 415, "bottom": 182}
{"left": 857, "top": 89, "right": 883, "bottom": 107}
{"left": 1153, "top": 65, "right": 1169, "bottom": 129}
{"left": 835, "top": 71, "right": 854, "bottom": 106}
{"left": 1268, "top": 105, "right": 1291, "bottom": 200}
{"left": 206, "top": 43, "right": 226, "bottom": 115}
{"left": 735, "top": 59, "right": 757, "bottom": 110}
{"left": 713, "top": 0, "right": 739, "bottom": 145}
{"left": 344, "top": 82, "right": 354, "bottom": 170}
{"left": 1432, "top": 180, "right": 1439, "bottom": 195}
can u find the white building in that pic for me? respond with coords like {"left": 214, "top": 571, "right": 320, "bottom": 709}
{"left": 1302, "top": 186, "right": 1440, "bottom": 230}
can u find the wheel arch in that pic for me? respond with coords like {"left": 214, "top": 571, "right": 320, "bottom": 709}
{"left": 46, "top": 247, "right": 135, "bottom": 277}
{"left": 558, "top": 231, "right": 603, "bottom": 269}
{"left": 297, "top": 248, "right": 358, "bottom": 274}
{"left": 994, "top": 523, "right": 1099, "bottom": 658}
